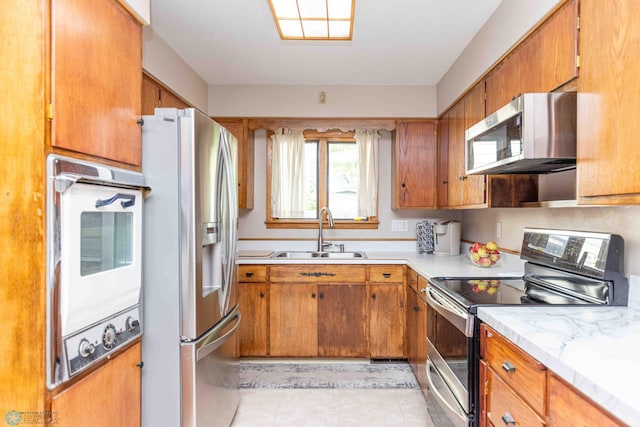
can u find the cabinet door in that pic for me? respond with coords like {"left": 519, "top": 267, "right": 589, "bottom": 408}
{"left": 485, "top": 48, "right": 522, "bottom": 116}
{"left": 51, "top": 342, "right": 141, "bottom": 427}
{"left": 447, "top": 101, "right": 465, "bottom": 207}
{"left": 578, "top": 0, "right": 640, "bottom": 204}
{"left": 52, "top": 0, "right": 142, "bottom": 166}
{"left": 548, "top": 373, "right": 624, "bottom": 427}
{"left": 405, "top": 288, "right": 427, "bottom": 393}
{"left": 368, "top": 283, "right": 404, "bottom": 358}
{"left": 393, "top": 121, "right": 437, "bottom": 209}
{"left": 237, "top": 282, "right": 269, "bottom": 356}
{"left": 217, "top": 119, "right": 255, "bottom": 210}
{"left": 463, "top": 83, "right": 487, "bottom": 206}
{"left": 437, "top": 115, "right": 449, "bottom": 208}
{"left": 269, "top": 283, "right": 318, "bottom": 357}
{"left": 318, "top": 284, "right": 367, "bottom": 357}
{"left": 141, "top": 74, "right": 161, "bottom": 116}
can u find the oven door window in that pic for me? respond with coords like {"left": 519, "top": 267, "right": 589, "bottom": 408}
{"left": 80, "top": 211, "right": 133, "bottom": 275}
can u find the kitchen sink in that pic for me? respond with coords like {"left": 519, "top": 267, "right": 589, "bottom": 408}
{"left": 271, "top": 251, "right": 367, "bottom": 259}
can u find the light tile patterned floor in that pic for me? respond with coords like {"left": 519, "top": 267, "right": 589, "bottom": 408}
{"left": 231, "top": 360, "right": 436, "bottom": 427}
{"left": 231, "top": 388, "right": 435, "bottom": 427}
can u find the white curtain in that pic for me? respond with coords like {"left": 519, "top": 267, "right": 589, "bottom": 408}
{"left": 271, "top": 128, "right": 306, "bottom": 218}
{"left": 355, "top": 129, "right": 379, "bottom": 217}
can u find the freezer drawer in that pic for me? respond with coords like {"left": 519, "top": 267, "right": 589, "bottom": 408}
{"left": 181, "top": 305, "right": 241, "bottom": 427}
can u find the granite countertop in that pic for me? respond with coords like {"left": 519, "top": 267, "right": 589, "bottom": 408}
{"left": 478, "top": 305, "right": 640, "bottom": 426}
{"left": 238, "top": 247, "right": 640, "bottom": 425}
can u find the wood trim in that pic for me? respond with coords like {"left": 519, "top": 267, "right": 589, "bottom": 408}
{"left": 264, "top": 220, "right": 380, "bottom": 229}
{"left": 142, "top": 70, "right": 195, "bottom": 111}
{"left": 247, "top": 117, "right": 399, "bottom": 131}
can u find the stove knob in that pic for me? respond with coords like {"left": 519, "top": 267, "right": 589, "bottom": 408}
{"left": 126, "top": 316, "right": 140, "bottom": 332}
{"left": 78, "top": 339, "right": 95, "bottom": 358}
{"left": 102, "top": 324, "right": 118, "bottom": 350}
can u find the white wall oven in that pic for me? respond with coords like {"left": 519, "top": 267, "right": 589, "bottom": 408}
{"left": 46, "top": 155, "right": 149, "bottom": 389}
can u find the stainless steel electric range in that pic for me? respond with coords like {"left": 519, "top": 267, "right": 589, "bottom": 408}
{"left": 425, "top": 228, "right": 628, "bottom": 427}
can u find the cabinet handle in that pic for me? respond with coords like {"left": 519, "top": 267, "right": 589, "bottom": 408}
{"left": 311, "top": 293, "right": 316, "bottom": 299}
{"left": 401, "top": 183, "right": 406, "bottom": 188}
{"left": 259, "top": 292, "right": 265, "bottom": 298}
{"left": 245, "top": 272, "right": 254, "bottom": 278}
{"left": 137, "top": 119, "right": 144, "bottom": 126}
{"left": 319, "top": 293, "right": 324, "bottom": 299}
{"left": 382, "top": 273, "right": 391, "bottom": 278}
{"left": 502, "top": 361, "right": 516, "bottom": 373}
{"left": 419, "top": 288, "right": 426, "bottom": 293}
{"left": 413, "top": 306, "right": 420, "bottom": 312}
{"left": 136, "top": 361, "right": 144, "bottom": 369}
{"left": 501, "top": 412, "right": 516, "bottom": 425}
{"left": 371, "top": 293, "right": 377, "bottom": 300}
{"left": 442, "top": 180, "right": 448, "bottom": 184}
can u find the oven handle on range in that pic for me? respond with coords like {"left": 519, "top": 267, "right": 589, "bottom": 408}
{"left": 95, "top": 193, "right": 136, "bottom": 209}
{"left": 426, "top": 285, "right": 474, "bottom": 337}
{"left": 426, "top": 359, "right": 469, "bottom": 427}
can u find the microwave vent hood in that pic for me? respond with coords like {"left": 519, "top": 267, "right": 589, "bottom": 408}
{"left": 465, "top": 92, "right": 577, "bottom": 175}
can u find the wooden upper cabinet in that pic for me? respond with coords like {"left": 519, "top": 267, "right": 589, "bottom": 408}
{"left": 52, "top": 0, "right": 142, "bottom": 166}
{"left": 447, "top": 100, "right": 465, "bottom": 207}
{"left": 216, "top": 118, "right": 255, "bottom": 210}
{"left": 577, "top": 0, "right": 640, "bottom": 204}
{"left": 436, "top": 115, "right": 449, "bottom": 208}
{"left": 141, "top": 74, "right": 189, "bottom": 115}
{"left": 486, "top": 0, "right": 578, "bottom": 117}
{"left": 462, "top": 83, "right": 487, "bottom": 206}
{"left": 393, "top": 120, "right": 437, "bottom": 209}
{"left": 485, "top": 48, "right": 522, "bottom": 116}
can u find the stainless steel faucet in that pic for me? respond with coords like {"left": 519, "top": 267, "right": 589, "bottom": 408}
{"left": 317, "top": 206, "right": 335, "bottom": 252}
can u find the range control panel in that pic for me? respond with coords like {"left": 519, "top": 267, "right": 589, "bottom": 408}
{"left": 63, "top": 305, "right": 142, "bottom": 377}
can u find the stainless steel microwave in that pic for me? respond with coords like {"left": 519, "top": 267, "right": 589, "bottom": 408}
{"left": 465, "top": 92, "right": 577, "bottom": 175}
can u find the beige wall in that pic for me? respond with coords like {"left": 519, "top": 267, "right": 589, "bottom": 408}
{"left": 142, "top": 27, "right": 209, "bottom": 112}
{"left": 209, "top": 85, "right": 437, "bottom": 118}
{"left": 461, "top": 207, "right": 640, "bottom": 277}
{"left": 237, "top": 129, "right": 460, "bottom": 242}
{"left": 436, "top": 0, "right": 561, "bottom": 113}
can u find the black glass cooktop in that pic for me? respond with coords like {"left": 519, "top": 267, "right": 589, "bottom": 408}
{"left": 428, "top": 277, "right": 532, "bottom": 309}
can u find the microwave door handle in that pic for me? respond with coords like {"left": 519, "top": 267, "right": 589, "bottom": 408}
{"left": 95, "top": 193, "right": 136, "bottom": 208}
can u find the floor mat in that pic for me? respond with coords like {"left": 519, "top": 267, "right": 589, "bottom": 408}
{"left": 238, "top": 361, "right": 420, "bottom": 390}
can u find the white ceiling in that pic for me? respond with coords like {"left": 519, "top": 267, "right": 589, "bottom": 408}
{"left": 149, "top": 0, "right": 503, "bottom": 86}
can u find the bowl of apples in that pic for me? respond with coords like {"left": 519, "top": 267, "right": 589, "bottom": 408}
{"left": 468, "top": 241, "right": 501, "bottom": 268}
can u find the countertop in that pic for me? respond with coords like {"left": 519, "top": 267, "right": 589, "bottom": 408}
{"left": 478, "top": 305, "right": 640, "bottom": 426}
{"left": 238, "top": 248, "right": 640, "bottom": 425}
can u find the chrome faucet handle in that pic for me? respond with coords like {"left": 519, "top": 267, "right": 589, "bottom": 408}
{"left": 336, "top": 243, "right": 345, "bottom": 253}
{"left": 321, "top": 242, "right": 333, "bottom": 250}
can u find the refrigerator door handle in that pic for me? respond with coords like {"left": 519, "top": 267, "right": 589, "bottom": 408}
{"left": 219, "top": 128, "right": 238, "bottom": 314}
{"left": 196, "top": 305, "right": 241, "bottom": 362}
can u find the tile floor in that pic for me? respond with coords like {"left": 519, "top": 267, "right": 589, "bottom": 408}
{"left": 230, "top": 360, "right": 437, "bottom": 427}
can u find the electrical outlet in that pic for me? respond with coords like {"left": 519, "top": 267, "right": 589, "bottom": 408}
{"left": 496, "top": 222, "right": 502, "bottom": 238}
{"left": 391, "top": 220, "right": 408, "bottom": 232}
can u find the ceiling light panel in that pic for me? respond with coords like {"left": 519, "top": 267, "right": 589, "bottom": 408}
{"left": 269, "top": 0, "right": 355, "bottom": 40}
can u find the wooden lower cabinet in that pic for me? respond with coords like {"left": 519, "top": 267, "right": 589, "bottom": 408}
{"left": 237, "top": 282, "right": 269, "bottom": 356}
{"left": 368, "top": 282, "right": 405, "bottom": 358}
{"left": 547, "top": 373, "right": 624, "bottom": 427}
{"left": 405, "top": 285, "right": 427, "bottom": 394}
{"left": 318, "top": 284, "right": 367, "bottom": 357}
{"left": 480, "top": 324, "right": 626, "bottom": 427}
{"left": 269, "top": 283, "right": 318, "bottom": 357}
{"left": 51, "top": 342, "right": 141, "bottom": 427}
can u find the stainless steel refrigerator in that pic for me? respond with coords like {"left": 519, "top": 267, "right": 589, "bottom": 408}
{"left": 141, "top": 108, "right": 240, "bottom": 427}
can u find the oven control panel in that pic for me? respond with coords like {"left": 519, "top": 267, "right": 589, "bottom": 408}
{"left": 63, "top": 305, "right": 142, "bottom": 377}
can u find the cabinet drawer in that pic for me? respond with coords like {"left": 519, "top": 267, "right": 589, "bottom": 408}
{"left": 238, "top": 265, "right": 267, "bottom": 283}
{"left": 484, "top": 327, "right": 546, "bottom": 416}
{"left": 486, "top": 368, "right": 545, "bottom": 427}
{"left": 368, "top": 265, "right": 404, "bottom": 283}
{"left": 548, "top": 373, "right": 624, "bottom": 427}
{"left": 270, "top": 265, "right": 366, "bottom": 283}
{"left": 407, "top": 268, "right": 418, "bottom": 292}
